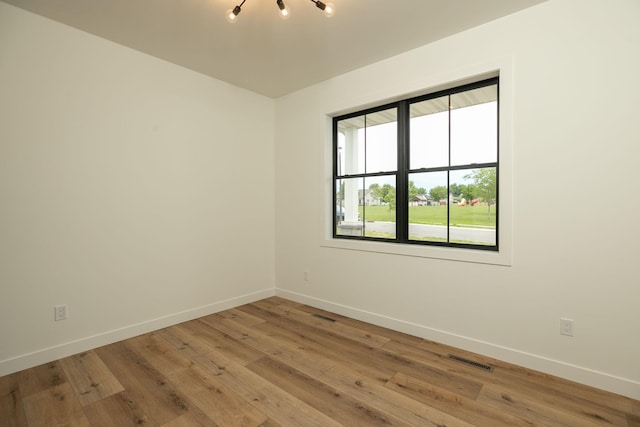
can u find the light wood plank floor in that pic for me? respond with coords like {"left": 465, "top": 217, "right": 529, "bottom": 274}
{"left": 2, "top": 297, "right": 639, "bottom": 426}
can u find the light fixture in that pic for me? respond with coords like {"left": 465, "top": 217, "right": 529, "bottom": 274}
{"left": 225, "top": 0, "right": 335, "bottom": 23}
{"left": 276, "top": 0, "right": 290, "bottom": 19}
{"left": 225, "top": 0, "right": 245, "bottom": 23}
{"left": 311, "top": 0, "right": 335, "bottom": 18}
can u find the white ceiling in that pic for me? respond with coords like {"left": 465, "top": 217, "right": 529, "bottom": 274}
{"left": 3, "top": 0, "right": 546, "bottom": 98}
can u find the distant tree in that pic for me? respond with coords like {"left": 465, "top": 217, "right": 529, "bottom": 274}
{"left": 408, "top": 181, "right": 427, "bottom": 200}
{"left": 368, "top": 183, "right": 380, "bottom": 198}
{"left": 464, "top": 168, "right": 496, "bottom": 218}
{"left": 384, "top": 185, "right": 396, "bottom": 210}
{"left": 429, "top": 185, "right": 448, "bottom": 204}
{"left": 370, "top": 183, "right": 396, "bottom": 210}
{"left": 459, "top": 184, "right": 476, "bottom": 204}
{"left": 449, "top": 183, "right": 463, "bottom": 198}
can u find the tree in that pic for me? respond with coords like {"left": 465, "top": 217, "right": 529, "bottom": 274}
{"left": 369, "top": 183, "right": 396, "bottom": 210}
{"left": 459, "top": 184, "right": 476, "bottom": 204}
{"left": 429, "top": 185, "right": 448, "bottom": 204}
{"left": 464, "top": 168, "right": 496, "bottom": 218}
{"left": 408, "top": 181, "right": 427, "bottom": 200}
{"left": 449, "top": 183, "right": 463, "bottom": 198}
{"left": 369, "top": 183, "right": 382, "bottom": 205}
{"left": 384, "top": 185, "right": 396, "bottom": 210}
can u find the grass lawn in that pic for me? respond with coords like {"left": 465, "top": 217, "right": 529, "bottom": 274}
{"left": 359, "top": 205, "right": 496, "bottom": 228}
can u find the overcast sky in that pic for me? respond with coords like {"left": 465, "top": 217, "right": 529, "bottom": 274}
{"left": 337, "top": 101, "right": 497, "bottom": 193}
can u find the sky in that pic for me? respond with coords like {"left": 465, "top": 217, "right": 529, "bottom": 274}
{"left": 336, "top": 100, "right": 497, "bottom": 194}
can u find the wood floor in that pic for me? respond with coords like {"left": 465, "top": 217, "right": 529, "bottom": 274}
{"left": 2, "top": 297, "right": 639, "bottom": 426}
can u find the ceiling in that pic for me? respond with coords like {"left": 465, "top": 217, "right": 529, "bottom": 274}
{"left": 2, "top": 0, "right": 546, "bottom": 98}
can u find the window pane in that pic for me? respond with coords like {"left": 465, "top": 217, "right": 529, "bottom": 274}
{"left": 450, "top": 85, "right": 497, "bottom": 166}
{"left": 335, "top": 177, "right": 364, "bottom": 236}
{"left": 336, "top": 108, "right": 397, "bottom": 175}
{"left": 408, "top": 171, "right": 447, "bottom": 242}
{"left": 410, "top": 96, "right": 449, "bottom": 169}
{"left": 362, "top": 175, "right": 396, "bottom": 239}
{"left": 449, "top": 168, "right": 496, "bottom": 246}
{"left": 333, "top": 77, "right": 498, "bottom": 251}
{"left": 365, "top": 109, "right": 397, "bottom": 174}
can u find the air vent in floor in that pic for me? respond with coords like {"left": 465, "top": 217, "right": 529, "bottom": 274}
{"left": 311, "top": 313, "right": 337, "bottom": 322}
{"left": 446, "top": 354, "right": 494, "bottom": 372}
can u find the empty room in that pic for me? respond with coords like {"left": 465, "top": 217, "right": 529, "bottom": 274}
{"left": 1, "top": 0, "right": 639, "bottom": 425}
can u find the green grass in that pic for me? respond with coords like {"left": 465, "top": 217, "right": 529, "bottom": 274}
{"left": 359, "top": 205, "right": 496, "bottom": 228}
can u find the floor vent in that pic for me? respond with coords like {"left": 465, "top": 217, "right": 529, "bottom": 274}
{"left": 311, "top": 313, "right": 337, "bottom": 322}
{"left": 446, "top": 354, "right": 494, "bottom": 372}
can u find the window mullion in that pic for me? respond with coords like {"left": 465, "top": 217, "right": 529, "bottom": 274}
{"left": 396, "top": 102, "right": 409, "bottom": 241}
{"left": 447, "top": 95, "right": 451, "bottom": 244}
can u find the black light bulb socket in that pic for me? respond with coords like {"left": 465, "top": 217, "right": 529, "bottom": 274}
{"left": 277, "top": 0, "right": 286, "bottom": 11}
{"left": 232, "top": 5, "right": 242, "bottom": 16}
{"left": 315, "top": 0, "right": 327, "bottom": 11}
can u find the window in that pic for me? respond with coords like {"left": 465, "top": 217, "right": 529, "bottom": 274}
{"left": 333, "top": 77, "right": 498, "bottom": 251}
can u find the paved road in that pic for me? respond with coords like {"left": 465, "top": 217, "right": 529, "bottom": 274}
{"left": 363, "top": 221, "right": 495, "bottom": 245}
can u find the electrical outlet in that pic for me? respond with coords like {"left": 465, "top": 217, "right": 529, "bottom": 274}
{"left": 303, "top": 271, "right": 309, "bottom": 282}
{"left": 560, "top": 318, "right": 574, "bottom": 336}
{"left": 54, "top": 305, "right": 67, "bottom": 321}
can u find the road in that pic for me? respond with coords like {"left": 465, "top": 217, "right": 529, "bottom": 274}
{"left": 363, "top": 221, "right": 495, "bottom": 245}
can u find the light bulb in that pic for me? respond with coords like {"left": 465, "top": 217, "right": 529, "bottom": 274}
{"left": 323, "top": 2, "right": 335, "bottom": 17}
{"left": 226, "top": 5, "right": 241, "bottom": 23}
{"left": 314, "top": 1, "right": 335, "bottom": 18}
{"left": 277, "top": 0, "right": 290, "bottom": 19}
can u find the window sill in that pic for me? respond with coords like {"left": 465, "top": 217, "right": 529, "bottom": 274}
{"left": 321, "top": 237, "right": 512, "bottom": 266}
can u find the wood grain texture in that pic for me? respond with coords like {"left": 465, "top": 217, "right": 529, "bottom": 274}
{"left": 0, "top": 372, "right": 27, "bottom": 427}
{"left": 22, "top": 383, "right": 91, "bottom": 427}
{"left": 59, "top": 350, "right": 124, "bottom": 406}
{"left": 1, "top": 296, "right": 638, "bottom": 426}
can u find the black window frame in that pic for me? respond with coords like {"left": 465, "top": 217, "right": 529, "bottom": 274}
{"left": 332, "top": 77, "right": 499, "bottom": 251}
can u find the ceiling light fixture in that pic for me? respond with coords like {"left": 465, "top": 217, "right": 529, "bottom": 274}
{"left": 225, "top": 0, "right": 244, "bottom": 23}
{"left": 276, "top": 0, "right": 290, "bottom": 19}
{"left": 226, "top": 0, "right": 335, "bottom": 23}
{"left": 311, "top": 0, "right": 335, "bottom": 18}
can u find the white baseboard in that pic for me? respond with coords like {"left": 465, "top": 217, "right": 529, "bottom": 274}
{"left": 276, "top": 288, "right": 640, "bottom": 400}
{"left": 0, "top": 288, "right": 275, "bottom": 377}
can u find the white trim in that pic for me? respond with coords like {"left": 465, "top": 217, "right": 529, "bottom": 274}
{"left": 321, "top": 56, "right": 514, "bottom": 266}
{"left": 0, "top": 288, "right": 275, "bottom": 377}
{"left": 276, "top": 288, "right": 640, "bottom": 400}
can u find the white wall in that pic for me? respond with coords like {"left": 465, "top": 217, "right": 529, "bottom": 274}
{"left": 274, "top": 0, "right": 640, "bottom": 399}
{"left": 0, "top": 2, "right": 275, "bottom": 374}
